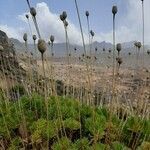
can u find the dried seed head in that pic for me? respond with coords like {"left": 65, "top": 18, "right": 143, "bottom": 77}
{"left": 26, "top": 14, "right": 29, "bottom": 19}
{"left": 0, "top": 45, "right": 4, "bottom": 51}
{"left": 30, "top": 7, "right": 36, "bottom": 17}
{"left": 85, "top": 11, "right": 89, "bottom": 17}
{"left": 37, "top": 39, "right": 47, "bottom": 54}
{"left": 62, "top": 11, "right": 67, "bottom": 20}
{"left": 137, "top": 42, "right": 142, "bottom": 49}
{"left": 90, "top": 30, "right": 95, "bottom": 37}
{"left": 116, "top": 57, "right": 123, "bottom": 65}
{"left": 74, "top": 47, "right": 77, "bottom": 51}
{"left": 95, "top": 47, "right": 98, "bottom": 51}
{"left": 109, "top": 49, "right": 111, "bottom": 53}
{"left": 112, "top": 6, "right": 118, "bottom": 15}
{"left": 33, "top": 35, "right": 37, "bottom": 41}
{"left": 64, "top": 20, "right": 68, "bottom": 27}
{"left": 87, "top": 56, "right": 91, "bottom": 59}
{"left": 50, "top": 35, "right": 55, "bottom": 43}
{"left": 23, "top": 33, "right": 27, "bottom": 42}
{"left": 128, "top": 52, "right": 131, "bottom": 56}
{"left": 103, "top": 48, "right": 105, "bottom": 52}
{"left": 134, "top": 41, "right": 138, "bottom": 47}
{"left": 147, "top": 50, "right": 150, "bottom": 55}
{"left": 60, "top": 14, "right": 64, "bottom": 21}
{"left": 116, "top": 43, "right": 122, "bottom": 52}
{"left": 145, "top": 69, "right": 149, "bottom": 73}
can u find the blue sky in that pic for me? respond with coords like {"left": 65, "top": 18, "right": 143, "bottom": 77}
{"left": 0, "top": 0, "right": 150, "bottom": 44}
{"left": 0, "top": 0, "right": 127, "bottom": 31}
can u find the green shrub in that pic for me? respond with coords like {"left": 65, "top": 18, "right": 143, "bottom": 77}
{"left": 64, "top": 118, "right": 80, "bottom": 130}
{"left": 30, "top": 119, "right": 57, "bottom": 143}
{"left": 52, "top": 137, "right": 73, "bottom": 150}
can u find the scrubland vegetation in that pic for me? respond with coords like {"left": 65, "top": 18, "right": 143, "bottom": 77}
{"left": 0, "top": 0, "right": 149, "bottom": 149}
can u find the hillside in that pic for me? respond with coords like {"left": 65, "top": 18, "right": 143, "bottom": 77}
{"left": 10, "top": 38, "right": 150, "bottom": 56}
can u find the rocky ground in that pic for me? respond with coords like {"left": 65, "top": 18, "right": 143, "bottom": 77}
{"left": 0, "top": 30, "right": 149, "bottom": 112}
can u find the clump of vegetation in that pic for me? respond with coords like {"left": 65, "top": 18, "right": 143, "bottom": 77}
{"left": 0, "top": 94, "right": 149, "bottom": 149}
{"left": 0, "top": 0, "right": 149, "bottom": 150}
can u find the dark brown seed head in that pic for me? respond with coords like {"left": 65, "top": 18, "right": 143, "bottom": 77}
{"left": 112, "top": 6, "right": 118, "bottom": 15}
{"left": 137, "top": 42, "right": 142, "bottom": 49}
{"left": 85, "top": 11, "right": 89, "bottom": 17}
{"left": 33, "top": 35, "right": 37, "bottom": 41}
{"left": 109, "top": 49, "right": 111, "bottom": 53}
{"left": 134, "top": 41, "right": 138, "bottom": 47}
{"left": 23, "top": 33, "right": 27, "bottom": 42}
{"left": 145, "top": 69, "right": 149, "bottom": 73}
{"left": 62, "top": 11, "right": 67, "bottom": 20}
{"left": 116, "top": 57, "right": 123, "bottom": 65}
{"left": 87, "top": 56, "right": 91, "bottom": 59}
{"left": 95, "top": 47, "right": 98, "bottom": 51}
{"left": 128, "top": 52, "right": 131, "bottom": 56}
{"left": 30, "top": 7, "right": 36, "bottom": 17}
{"left": 50, "top": 35, "right": 55, "bottom": 43}
{"left": 74, "top": 47, "right": 77, "bottom": 51}
{"left": 37, "top": 39, "right": 47, "bottom": 54}
{"left": 60, "top": 14, "right": 64, "bottom": 21}
{"left": 90, "top": 30, "right": 95, "bottom": 37}
{"left": 147, "top": 50, "right": 150, "bottom": 55}
{"left": 116, "top": 43, "right": 122, "bottom": 52}
{"left": 26, "top": 14, "right": 29, "bottom": 19}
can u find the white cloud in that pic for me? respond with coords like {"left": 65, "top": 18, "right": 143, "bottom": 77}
{"left": 18, "top": 2, "right": 87, "bottom": 45}
{"left": 114, "top": 0, "right": 150, "bottom": 44}
{"left": 0, "top": 1, "right": 150, "bottom": 45}
{"left": 0, "top": 24, "right": 25, "bottom": 41}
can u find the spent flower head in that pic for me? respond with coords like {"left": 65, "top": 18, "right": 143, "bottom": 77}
{"left": 26, "top": 14, "right": 29, "bottom": 19}
{"left": 50, "top": 35, "right": 55, "bottom": 43}
{"left": 38, "top": 39, "right": 47, "bottom": 54}
{"left": 85, "top": 11, "right": 89, "bottom": 17}
{"left": 116, "top": 43, "right": 122, "bottom": 53}
{"left": 30, "top": 7, "right": 37, "bottom": 17}
{"left": 33, "top": 35, "right": 37, "bottom": 41}
{"left": 90, "top": 30, "right": 95, "bottom": 37}
{"left": 23, "top": 33, "right": 28, "bottom": 42}
{"left": 112, "top": 6, "right": 118, "bottom": 15}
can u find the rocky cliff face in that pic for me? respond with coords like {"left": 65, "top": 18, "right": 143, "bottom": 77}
{"left": 0, "top": 30, "right": 26, "bottom": 82}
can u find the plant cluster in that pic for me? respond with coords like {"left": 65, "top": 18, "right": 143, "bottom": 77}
{"left": 0, "top": 94, "right": 149, "bottom": 149}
